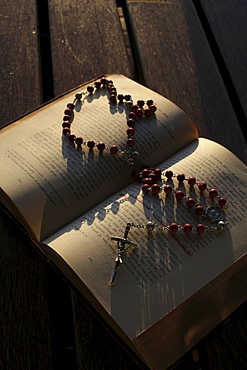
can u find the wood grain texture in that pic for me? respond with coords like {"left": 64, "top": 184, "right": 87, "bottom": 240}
{"left": 200, "top": 0, "right": 247, "bottom": 121}
{"left": 48, "top": 0, "right": 132, "bottom": 96}
{"left": 0, "top": 209, "right": 53, "bottom": 369}
{"left": 0, "top": 0, "right": 42, "bottom": 127}
{"left": 125, "top": 0, "right": 247, "bottom": 163}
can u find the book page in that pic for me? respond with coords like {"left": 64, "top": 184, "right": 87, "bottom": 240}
{"left": 44, "top": 138, "right": 247, "bottom": 339}
{"left": 0, "top": 74, "right": 197, "bottom": 241}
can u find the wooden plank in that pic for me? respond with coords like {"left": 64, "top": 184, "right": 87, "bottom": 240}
{"left": 48, "top": 0, "right": 132, "bottom": 95}
{"left": 125, "top": 0, "right": 247, "bottom": 164}
{"left": 0, "top": 2, "right": 54, "bottom": 369}
{"left": 199, "top": 0, "right": 247, "bottom": 125}
{"left": 0, "top": 0, "right": 42, "bottom": 127}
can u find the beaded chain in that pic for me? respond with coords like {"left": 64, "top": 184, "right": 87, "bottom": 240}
{"left": 61, "top": 76, "right": 157, "bottom": 168}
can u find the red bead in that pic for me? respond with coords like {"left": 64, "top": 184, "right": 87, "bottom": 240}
{"left": 94, "top": 81, "right": 101, "bottom": 89}
{"left": 154, "top": 168, "right": 162, "bottom": 179}
{"left": 136, "top": 108, "right": 143, "bottom": 117}
{"left": 186, "top": 197, "right": 196, "bottom": 208}
{"left": 64, "top": 108, "right": 72, "bottom": 116}
{"left": 165, "top": 170, "right": 173, "bottom": 179}
{"left": 142, "top": 184, "right": 150, "bottom": 193}
{"left": 127, "top": 118, "right": 135, "bottom": 127}
{"left": 97, "top": 142, "right": 106, "bottom": 152}
{"left": 175, "top": 190, "right": 184, "bottom": 200}
{"left": 62, "top": 121, "right": 71, "bottom": 128}
{"left": 127, "top": 127, "right": 135, "bottom": 136}
{"left": 87, "top": 140, "right": 95, "bottom": 149}
{"left": 142, "top": 178, "right": 152, "bottom": 186}
{"left": 68, "top": 134, "right": 76, "bottom": 143}
{"left": 110, "top": 145, "right": 118, "bottom": 154}
{"left": 164, "top": 184, "right": 173, "bottom": 194}
{"left": 149, "top": 172, "right": 157, "bottom": 183}
{"left": 142, "top": 168, "right": 150, "bottom": 178}
{"left": 188, "top": 176, "right": 196, "bottom": 186}
{"left": 131, "top": 104, "right": 139, "bottom": 113}
{"left": 100, "top": 77, "right": 107, "bottom": 85}
{"left": 177, "top": 173, "right": 185, "bottom": 182}
{"left": 87, "top": 85, "right": 94, "bottom": 93}
{"left": 75, "top": 137, "right": 83, "bottom": 146}
{"left": 63, "top": 128, "right": 70, "bottom": 135}
{"left": 169, "top": 223, "right": 178, "bottom": 233}
{"left": 198, "top": 182, "right": 207, "bottom": 191}
{"left": 128, "top": 112, "right": 136, "bottom": 120}
{"left": 151, "top": 184, "right": 160, "bottom": 194}
{"left": 209, "top": 188, "right": 218, "bottom": 198}
{"left": 109, "top": 94, "right": 117, "bottom": 103}
{"left": 196, "top": 224, "right": 205, "bottom": 234}
{"left": 195, "top": 205, "right": 204, "bottom": 215}
{"left": 67, "top": 103, "right": 75, "bottom": 110}
{"left": 149, "top": 104, "right": 157, "bottom": 112}
{"left": 127, "top": 138, "right": 135, "bottom": 147}
{"left": 137, "top": 99, "right": 145, "bottom": 107}
{"left": 147, "top": 99, "right": 154, "bottom": 106}
{"left": 144, "top": 108, "right": 152, "bottom": 117}
{"left": 218, "top": 197, "right": 227, "bottom": 207}
{"left": 124, "top": 94, "right": 131, "bottom": 101}
{"left": 117, "top": 94, "right": 124, "bottom": 102}
{"left": 183, "top": 223, "right": 192, "bottom": 233}
{"left": 63, "top": 115, "right": 71, "bottom": 122}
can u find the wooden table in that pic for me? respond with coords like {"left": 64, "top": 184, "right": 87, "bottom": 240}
{"left": 1, "top": 1, "right": 247, "bottom": 369}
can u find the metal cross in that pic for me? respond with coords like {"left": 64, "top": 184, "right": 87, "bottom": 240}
{"left": 110, "top": 223, "right": 137, "bottom": 284}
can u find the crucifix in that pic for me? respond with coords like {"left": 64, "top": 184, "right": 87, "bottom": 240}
{"left": 110, "top": 223, "right": 137, "bottom": 284}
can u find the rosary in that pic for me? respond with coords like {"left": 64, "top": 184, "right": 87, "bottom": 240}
{"left": 60, "top": 76, "right": 228, "bottom": 284}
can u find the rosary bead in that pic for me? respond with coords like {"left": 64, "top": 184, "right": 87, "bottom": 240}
{"left": 68, "top": 134, "right": 76, "bottom": 143}
{"left": 146, "top": 221, "right": 155, "bottom": 231}
{"left": 97, "top": 142, "right": 106, "bottom": 152}
{"left": 128, "top": 112, "right": 137, "bottom": 120}
{"left": 165, "top": 170, "right": 173, "bottom": 179}
{"left": 127, "top": 127, "right": 135, "bottom": 136}
{"left": 154, "top": 168, "right": 162, "bottom": 179}
{"left": 137, "top": 99, "right": 145, "bottom": 107}
{"left": 127, "top": 118, "right": 135, "bottom": 128}
{"left": 67, "top": 103, "right": 75, "bottom": 110}
{"left": 100, "top": 77, "right": 107, "bottom": 85}
{"left": 175, "top": 190, "right": 185, "bottom": 200}
{"left": 195, "top": 205, "right": 204, "bottom": 215}
{"left": 151, "top": 184, "right": 161, "bottom": 194}
{"left": 62, "top": 121, "right": 71, "bottom": 128}
{"left": 218, "top": 197, "right": 227, "bottom": 207}
{"left": 117, "top": 93, "right": 124, "bottom": 102}
{"left": 75, "top": 137, "right": 83, "bottom": 146}
{"left": 186, "top": 197, "right": 196, "bottom": 208}
{"left": 87, "top": 140, "right": 95, "bottom": 149}
{"left": 169, "top": 223, "right": 178, "bottom": 233}
{"left": 110, "top": 145, "right": 118, "bottom": 154}
{"left": 142, "top": 184, "right": 150, "bottom": 193}
{"left": 87, "top": 85, "right": 94, "bottom": 94}
{"left": 147, "top": 99, "right": 154, "bottom": 106}
{"left": 63, "top": 115, "right": 71, "bottom": 122}
{"left": 149, "top": 104, "right": 157, "bottom": 113}
{"left": 110, "top": 94, "right": 117, "bottom": 103}
{"left": 131, "top": 104, "right": 139, "bottom": 113}
{"left": 63, "top": 128, "right": 70, "bottom": 135}
{"left": 209, "top": 188, "right": 218, "bottom": 198}
{"left": 94, "top": 81, "right": 101, "bottom": 89}
{"left": 196, "top": 223, "right": 205, "bottom": 233}
{"left": 124, "top": 94, "right": 131, "bottom": 101}
{"left": 136, "top": 108, "right": 143, "bottom": 117}
{"left": 75, "top": 92, "right": 82, "bottom": 100}
{"left": 164, "top": 184, "right": 173, "bottom": 194}
{"left": 198, "top": 182, "right": 207, "bottom": 191}
{"left": 149, "top": 172, "right": 157, "bottom": 182}
{"left": 184, "top": 223, "right": 192, "bottom": 233}
{"left": 188, "top": 176, "right": 196, "bottom": 186}
{"left": 127, "top": 138, "right": 135, "bottom": 147}
{"left": 177, "top": 173, "right": 185, "bottom": 182}
{"left": 142, "top": 178, "right": 152, "bottom": 186}
{"left": 142, "top": 168, "right": 150, "bottom": 178}
{"left": 144, "top": 108, "right": 152, "bottom": 117}
{"left": 64, "top": 108, "right": 73, "bottom": 116}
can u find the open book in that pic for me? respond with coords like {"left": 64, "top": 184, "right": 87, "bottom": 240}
{"left": 1, "top": 74, "right": 246, "bottom": 369}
